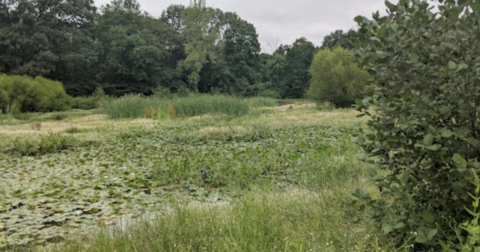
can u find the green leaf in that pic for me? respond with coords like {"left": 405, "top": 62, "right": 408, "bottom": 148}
{"left": 415, "top": 228, "right": 437, "bottom": 243}
{"left": 440, "top": 128, "right": 453, "bottom": 138}
{"left": 423, "top": 134, "right": 434, "bottom": 146}
{"left": 458, "top": 62, "right": 469, "bottom": 70}
{"left": 415, "top": 232, "right": 427, "bottom": 243}
{"left": 382, "top": 223, "right": 394, "bottom": 234}
{"left": 427, "top": 229, "right": 438, "bottom": 240}
{"left": 410, "top": 54, "right": 420, "bottom": 63}
{"left": 448, "top": 61, "right": 457, "bottom": 69}
{"left": 385, "top": 1, "right": 398, "bottom": 12}
{"left": 452, "top": 154, "right": 467, "bottom": 169}
{"left": 394, "top": 222, "right": 405, "bottom": 229}
{"left": 366, "top": 168, "right": 378, "bottom": 178}
{"left": 377, "top": 25, "right": 387, "bottom": 37}
{"left": 354, "top": 16, "right": 366, "bottom": 24}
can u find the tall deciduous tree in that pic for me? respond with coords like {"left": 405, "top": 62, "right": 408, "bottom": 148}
{"left": 262, "top": 38, "right": 316, "bottom": 98}
{"left": 321, "top": 29, "right": 358, "bottom": 50}
{"left": 96, "top": 0, "right": 181, "bottom": 96}
{"left": 308, "top": 48, "right": 368, "bottom": 107}
{"left": 179, "top": 1, "right": 219, "bottom": 91}
{"left": 215, "top": 12, "right": 261, "bottom": 95}
{"left": 161, "top": 5, "right": 186, "bottom": 33}
{"left": 282, "top": 38, "right": 317, "bottom": 98}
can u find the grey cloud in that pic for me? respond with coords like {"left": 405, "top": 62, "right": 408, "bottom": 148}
{"left": 95, "top": 0, "right": 386, "bottom": 52}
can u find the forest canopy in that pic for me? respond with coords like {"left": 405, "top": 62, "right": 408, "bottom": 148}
{"left": 0, "top": 0, "right": 357, "bottom": 98}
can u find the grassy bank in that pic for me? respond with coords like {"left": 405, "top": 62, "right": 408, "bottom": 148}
{"left": 54, "top": 187, "right": 397, "bottom": 252}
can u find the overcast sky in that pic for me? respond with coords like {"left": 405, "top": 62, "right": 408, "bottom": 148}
{"left": 94, "top": 0, "right": 387, "bottom": 52}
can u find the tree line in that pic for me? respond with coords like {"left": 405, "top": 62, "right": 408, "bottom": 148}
{"left": 0, "top": 0, "right": 360, "bottom": 99}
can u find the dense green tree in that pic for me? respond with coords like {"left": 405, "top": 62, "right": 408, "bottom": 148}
{"left": 261, "top": 38, "right": 316, "bottom": 98}
{"left": 0, "top": 0, "right": 98, "bottom": 95}
{"left": 214, "top": 12, "right": 261, "bottom": 96}
{"left": 178, "top": 2, "right": 220, "bottom": 91}
{"left": 282, "top": 38, "right": 317, "bottom": 98}
{"left": 167, "top": 2, "right": 262, "bottom": 96}
{"left": 161, "top": 5, "right": 185, "bottom": 33}
{"left": 258, "top": 52, "right": 286, "bottom": 98}
{"left": 96, "top": 0, "right": 181, "bottom": 96}
{"left": 308, "top": 48, "right": 368, "bottom": 107}
{"left": 0, "top": 0, "right": 315, "bottom": 98}
{"left": 320, "top": 29, "right": 357, "bottom": 50}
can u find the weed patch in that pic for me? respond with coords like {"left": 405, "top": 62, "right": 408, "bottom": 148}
{"left": 3, "top": 134, "right": 78, "bottom": 156}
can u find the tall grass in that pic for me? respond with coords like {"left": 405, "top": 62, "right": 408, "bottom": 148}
{"left": 167, "top": 94, "right": 249, "bottom": 118}
{"left": 0, "top": 113, "right": 16, "bottom": 125}
{"left": 102, "top": 94, "right": 249, "bottom": 119}
{"left": 51, "top": 189, "right": 399, "bottom": 252}
{"left": 244, "top": 97, "right": 278, "bottom": 108}
{"left": 102, "top": 95, "right": 164, "bottom": 119}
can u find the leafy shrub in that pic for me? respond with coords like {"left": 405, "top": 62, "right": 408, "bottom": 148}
{"left": 30, "top": 76, "right": 71, "bottom": 112}
{"left": 307, "top": 48, "right": 369, "bottom": 108}
{"left": 244, "top": 97, "right": 278, "bottom": 108}
{"left": 0, "top": 74, "right": 71, "bottom": 113}
{"left": 354, "top": 0, "right": 480, "bottom": 250}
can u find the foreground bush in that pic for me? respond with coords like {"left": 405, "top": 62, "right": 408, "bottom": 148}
{"left": 307, "top": 48, "right": 368, "bottom": 108}
{"left": 103, "top": 94, "right": 250, "bottom": 119}
{"left": 354, "top": 0, "right": 480, "bottom": 250}
{"left": 0, "top": 74, "right": 70, "bottom": 113}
